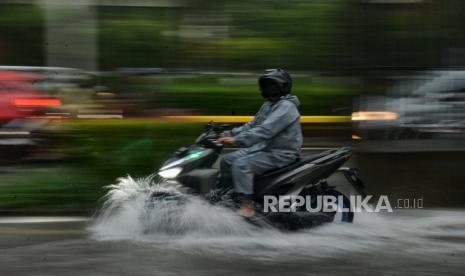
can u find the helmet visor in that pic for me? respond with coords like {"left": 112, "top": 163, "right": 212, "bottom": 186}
{"left": 259, "top": 78, "right": 283, "bottom": 98}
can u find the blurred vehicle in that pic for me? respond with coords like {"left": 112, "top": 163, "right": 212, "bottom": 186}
{"left": 352, "top": 70, "right": 465, "bottom": 140}
{"left": 0, "top": 70, "right": 62, "bottom": 161}
{"left": 0, "top": 66, "right": 123, "bottom": 119}
{"left": 0, "top": 71, "right": 62, "bottom": 121}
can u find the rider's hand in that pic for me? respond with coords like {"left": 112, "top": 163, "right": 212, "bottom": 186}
{"left": 216, "top": 136, "right": 235, "bottom": 145}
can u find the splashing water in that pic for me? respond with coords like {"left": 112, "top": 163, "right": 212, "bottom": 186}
{"left": 91, "top": 175, "right": 255, "bottom": 238}
{"left": 90, "top": 175, "right": 465, "bottom": 261}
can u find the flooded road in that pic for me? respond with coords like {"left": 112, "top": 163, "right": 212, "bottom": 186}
{"left": 1, "top": 175, "right": 465, "bottom": 275}
{"left": 1, "top": 209, "right": 464, "bottom": 276}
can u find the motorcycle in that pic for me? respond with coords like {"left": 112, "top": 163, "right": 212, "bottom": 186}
{"left": 150, "top": 122, "right": 366, "bottom": 230}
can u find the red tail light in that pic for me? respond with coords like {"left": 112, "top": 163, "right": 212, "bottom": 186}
{"left": 14, "top": 98, "right": 62, "bottom": 107}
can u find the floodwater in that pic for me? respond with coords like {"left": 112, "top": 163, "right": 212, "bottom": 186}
{"left": 1, "top": 176, "right": 465, "bottom": 276}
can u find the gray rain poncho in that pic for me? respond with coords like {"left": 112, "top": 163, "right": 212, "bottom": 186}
{"left": 224, "top": 94, "right": 303, "bottom": 158}
{"left": 220, "top": 95, "right": 303, "bottom": 195}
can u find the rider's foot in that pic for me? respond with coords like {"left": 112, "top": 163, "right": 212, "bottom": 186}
{"left": 235, "top": 201, "right": 255, "bottom": 218}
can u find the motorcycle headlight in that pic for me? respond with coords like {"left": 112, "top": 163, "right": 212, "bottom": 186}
{"left": 158, "top": 167, "right": 182, "bottom": 179}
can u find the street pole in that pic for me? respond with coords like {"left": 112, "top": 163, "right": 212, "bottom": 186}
{"left": 39, "top": 0, "right": 97, "bottom": 71}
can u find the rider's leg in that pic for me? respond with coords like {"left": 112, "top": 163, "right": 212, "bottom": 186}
{"left": 231, "top": 151, "right": 298, "bottom": 217}
{"left": 230, "top": 152, "right": 280, "bottom": 217}
{"left": 230, "top": 151, "right": 279, "bottom": 195}
{"left": 218, "top": 149, "right": 248, "bottom": 189}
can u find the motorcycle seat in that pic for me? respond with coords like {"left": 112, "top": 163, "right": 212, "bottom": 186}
{"left": 256, "top": 151, "right": 330, "bottom": 180}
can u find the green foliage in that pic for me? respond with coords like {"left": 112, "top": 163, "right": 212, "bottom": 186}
{"left": 0, "top": 4, "right": 44, "bottom": 65}
{"left": 0, "top": 167, "right": 103, "bottom": 210}
{"left": 0, "top": 121, "right": 203, "bottom": 211}
{"left": 3, "top": 1, "right": 465, "bottom": 70}
{"left": 61, "top": 120, "right": 204, "bottom": 177}
{"left": 149, "top": 74, "right": 360, "bottom": 115}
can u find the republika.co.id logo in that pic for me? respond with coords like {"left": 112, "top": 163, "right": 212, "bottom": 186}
{"left": 263, "top": 195, "right": 423, "bottom": 213}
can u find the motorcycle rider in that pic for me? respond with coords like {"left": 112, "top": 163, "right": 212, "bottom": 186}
{"left": 216, "top": 69, "right": 303, "bottom": 217}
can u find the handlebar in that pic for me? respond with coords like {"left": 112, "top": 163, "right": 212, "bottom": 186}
{"left": 196, "top": 130, "right": 223, "bottom": 149}
{"left": 206, "top": 121, "right": 231, "bottom": 134}
{"left": 197, "top": 122, "right": 231, "bottom": 149}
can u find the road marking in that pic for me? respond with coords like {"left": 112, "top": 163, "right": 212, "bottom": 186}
{"left": 0, "top": 217, "right": 90, "bottom": 224}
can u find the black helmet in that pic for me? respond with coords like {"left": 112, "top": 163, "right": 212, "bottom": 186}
{"left": 258, "top": 69, "right": 292, "bottom": 98}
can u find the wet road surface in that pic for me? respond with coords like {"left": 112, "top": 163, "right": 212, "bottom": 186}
{"left": 1, "top": 209, "right": 465, "bottom": 276}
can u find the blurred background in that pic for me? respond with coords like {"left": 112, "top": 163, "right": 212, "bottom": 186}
{"left": 1, "top": 0, "right": 465, "bottom": 214}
